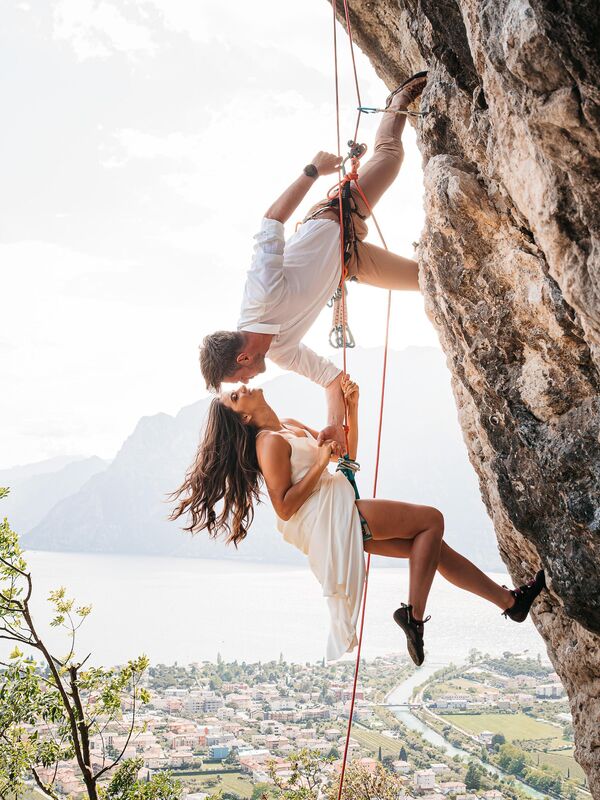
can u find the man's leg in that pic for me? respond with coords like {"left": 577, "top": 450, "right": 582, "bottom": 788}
{"left": 302, "top": 75, "right": 426, "bottom": 227}
{"left": 350, "top": 75, "right": 426, "bottom": 217}
{"left": 352, "top": 240, "right": 419, "bottom": 291}
{"left": 345, "top": 75, "right": 426, "bottom": 289}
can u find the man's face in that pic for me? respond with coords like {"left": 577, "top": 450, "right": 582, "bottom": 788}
{"left": 223, "top": 353, "right": 266, "bottom": 385}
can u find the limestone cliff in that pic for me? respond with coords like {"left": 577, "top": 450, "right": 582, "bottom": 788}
{"left": 332, "top": 0, "right": 600, "bottom": 792}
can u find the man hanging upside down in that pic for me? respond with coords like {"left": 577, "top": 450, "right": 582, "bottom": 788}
{"left": 199, "top": 72, "right": 428, "bottom": 448}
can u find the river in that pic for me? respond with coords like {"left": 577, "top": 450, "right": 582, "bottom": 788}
{"left": 386, "top": 671, "right": 552, "bottom": 800}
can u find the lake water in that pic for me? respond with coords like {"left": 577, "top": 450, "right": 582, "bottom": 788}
{"left": 8, "top": 551, "right": 548, "bottom": 668}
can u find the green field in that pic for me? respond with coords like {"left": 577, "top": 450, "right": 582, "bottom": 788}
{"left": 530, "top": 747, "right": 586, "bottom": 784}
{"left": 187, "top": 770, "right": 254, "bottom": 797}
{"left": 349, "top": 724, "right": 401, "bottom": 758}
{"left": 441, "top": 713, "right": 560, "bottom": 742}
{"left": 432, "top": 678, "right": 493, "bottom": 697}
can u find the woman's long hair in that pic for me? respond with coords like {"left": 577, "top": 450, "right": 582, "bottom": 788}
{"left": 170, "top": 398, "right": 261, "bottom": 547}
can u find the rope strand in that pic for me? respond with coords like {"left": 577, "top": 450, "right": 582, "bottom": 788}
{"left": 331, "top": 3, "right": 394, "bottom": 800}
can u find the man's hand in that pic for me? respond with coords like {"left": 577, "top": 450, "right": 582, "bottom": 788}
{"left": 341, "top": 373, "right": 359, "bottom": 411}
{"left": 311, "top": 151, "right": 343, "bottom": 177}
{"left": 317, "top": 423, "right": 345, "bottom": 453}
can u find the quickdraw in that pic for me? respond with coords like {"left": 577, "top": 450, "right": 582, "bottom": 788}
{"left": 358, "top": 105, "right": 429, "bottom": 118}
{"left": 329, "top": 284, "right": 355, "bottom": 349}
{"left": 326, "top": 139, "right": 367, "bottom": 350}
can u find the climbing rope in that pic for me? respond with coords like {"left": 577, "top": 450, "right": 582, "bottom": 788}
{"left": 330, "top": 2, "right": 396, "bottom": 799}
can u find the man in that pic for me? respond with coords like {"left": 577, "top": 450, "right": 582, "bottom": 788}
{"left": 200, "top": 72, "right": 427, "bottom": 447}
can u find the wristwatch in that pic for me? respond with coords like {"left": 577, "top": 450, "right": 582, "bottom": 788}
{"left": 303, "top": 164, "right": 319, "bottom": 179}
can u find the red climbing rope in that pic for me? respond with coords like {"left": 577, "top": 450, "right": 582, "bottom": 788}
{"left": 331, "top": 2, "right": 395, "bottom": 799}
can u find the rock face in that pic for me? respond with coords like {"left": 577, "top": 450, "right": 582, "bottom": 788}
{"left": 333, "top": 0, "right": 600, "bottom": 792}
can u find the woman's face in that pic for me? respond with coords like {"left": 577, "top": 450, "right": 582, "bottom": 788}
{"left": 221, "top": 385, "right": 265, "bottom": 421}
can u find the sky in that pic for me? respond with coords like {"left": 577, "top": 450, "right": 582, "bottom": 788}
{"left": 1, "top": 0, "right": 439, "bottom": 469}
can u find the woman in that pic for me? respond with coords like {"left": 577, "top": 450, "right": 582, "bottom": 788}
{"left": 171, "top": 376, "right": 546, "bottom": 665}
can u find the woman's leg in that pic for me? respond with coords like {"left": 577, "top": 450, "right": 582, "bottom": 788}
{"left": 356, "top": 499, "right": 443, "bottom": 621}
{"left": 362, "top": 536, "right": 515, "bottom": 611}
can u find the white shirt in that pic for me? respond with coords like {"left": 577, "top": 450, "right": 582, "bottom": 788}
{"left": 237, "top": 217, "right": 342, "bottom": 387}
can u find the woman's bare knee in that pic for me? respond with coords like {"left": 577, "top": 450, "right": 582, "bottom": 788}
{"left": 427, "top": 507, "right": 445, "bottom": 538}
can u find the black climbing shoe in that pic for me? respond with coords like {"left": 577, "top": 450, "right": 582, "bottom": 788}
{"left": 385, "top": 70, "right": 428, "bottom": 109}
{"left": 393, "top": 603, "right": 430, "bottom": 666}
{"left": 502, "top": 570, "right": 546, "bottom": 622}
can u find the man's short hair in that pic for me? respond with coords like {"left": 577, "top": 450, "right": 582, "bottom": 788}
{"left": 199, "top": 331, "right": 245, "bottom": 391}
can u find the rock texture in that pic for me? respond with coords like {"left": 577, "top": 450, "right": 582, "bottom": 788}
{"left": 332, "top": 0, "right": 600, "bottom": 793}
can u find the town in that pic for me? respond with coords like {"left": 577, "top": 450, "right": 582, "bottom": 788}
{"left": 29, "top": 652, "right": 587, "bottom": 800}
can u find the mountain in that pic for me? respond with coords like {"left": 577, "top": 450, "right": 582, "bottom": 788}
{"left": 21, "top": 347, "right": 503, "bottom": 569}
{"left": 0, "top": 455, "right": 83, "bottom": 483}
{"left": 1, "top": 456, "right": 109, "bottom": 533}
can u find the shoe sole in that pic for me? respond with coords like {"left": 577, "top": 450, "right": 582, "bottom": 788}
{"left": 393, "top": 610, "right": 425, "bottom": 666}
{"left": 385, "top": 71, "right": 428, "bottom": 108}
{"left": 507, "top": 571, "right": 547, "bottom": 622}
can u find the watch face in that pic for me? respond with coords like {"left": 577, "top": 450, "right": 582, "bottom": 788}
{"left": 304, "top": 164, "right": 318, "bottom": 178}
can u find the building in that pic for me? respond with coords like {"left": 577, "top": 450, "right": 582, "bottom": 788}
{"left": 439, "top": 781, "right": 467, "bottom": 795}
{"left": 413, "top": 769, "right": 436, "bottom": 790}
{"left": 479, "top": 730, "right": 495, "bottom": 746}
{"left": 536, "top": 683, "right": 565, "bottom": 698}
{"left": 208, "top": 745, "right": 231, "bottom": 760}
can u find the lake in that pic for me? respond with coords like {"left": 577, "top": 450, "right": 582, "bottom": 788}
{"left": 9, "top": 551, "right": 548, "bottom": 668}
{"left": 5, "top": 551, "right": 560, "bottom": 798}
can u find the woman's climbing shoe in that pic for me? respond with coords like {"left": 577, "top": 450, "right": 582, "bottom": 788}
{"left": 393, "top": 603, "right": 431, "bottom": 666}
{"left": 385, "top": 70, "right": 428, "bottom": 109}
{"left": 502, "top": 570, "right": 546, "bottom": 622}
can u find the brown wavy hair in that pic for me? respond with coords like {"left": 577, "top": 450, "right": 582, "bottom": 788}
{"left": 170, "top": 397, "right": 261, "bottom": 546}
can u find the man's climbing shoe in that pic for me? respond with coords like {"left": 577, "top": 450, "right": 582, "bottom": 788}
{"left": 502, "top": 570, "right": 546, "bottom": 622}
{"left": 393, "top": 603, "right": 430, "bottom": 666}
{"left": 385, "top": 70, "right": 428, "bottom": 109}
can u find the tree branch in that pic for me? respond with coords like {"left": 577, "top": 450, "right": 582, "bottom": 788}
{"left": 20, "top": 603, "right": 89, "bottom": 783}
{"left": 0, "top": 555, "right": 28, "bottom": 578}
{"left": 69, "top": 665, "right": 93, "bottom": 777}
{"left": 94, "top": 674, "right": 138, "bottom": 780}
{"left": 31, "top": 767, "right": 61, "bottom": 800}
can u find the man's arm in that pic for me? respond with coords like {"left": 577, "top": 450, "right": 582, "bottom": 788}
{"left": 320, "top": 373, "right": 346, "bottom": 447}
{"left": 264, "top": 151, "right": 343, "bottom": 224}
{"left": 268, "top": 341, "right": 345, "bottom": 449}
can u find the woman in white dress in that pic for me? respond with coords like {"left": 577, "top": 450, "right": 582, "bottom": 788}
{"left": 172, "top": 376, "right": 546, "bottom": 665}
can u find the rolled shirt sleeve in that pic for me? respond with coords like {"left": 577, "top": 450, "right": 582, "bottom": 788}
{"left": 269, "top": 340, "right": 341, "bottom": 388}
{"left": 238, "top": 218, "right": 286, "bottom": 331}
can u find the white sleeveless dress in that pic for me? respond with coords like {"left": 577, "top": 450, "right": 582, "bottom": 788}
{"left": 267, "top": 429, "right": 366, "bottom": 661}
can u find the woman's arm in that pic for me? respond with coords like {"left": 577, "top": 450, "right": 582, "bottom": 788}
{"left": 280, "top": 418, "right": 340, "bottom": 463}
{"left": 257, "top": 433, "right": 334, "bottom": 521}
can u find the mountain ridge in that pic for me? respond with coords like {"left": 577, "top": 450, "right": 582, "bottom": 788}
{"left": 19, "top": 346, "right": 502, "bottom": 570}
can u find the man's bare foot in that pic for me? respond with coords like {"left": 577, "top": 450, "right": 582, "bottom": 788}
{"left": 386, "top": 71, "right": 428, "bottom": 111}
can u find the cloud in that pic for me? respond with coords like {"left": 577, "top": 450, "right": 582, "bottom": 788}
{"left": 53, "top": 0, "right": 158, "bottom": 60}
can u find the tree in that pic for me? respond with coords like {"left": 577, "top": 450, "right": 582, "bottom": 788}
{"left": 268, "top": 748, "right": 332, "bottom": 800}
{"left": 492, "top": 733, "right": 506, "bottom": 750}
{"left": 381, "top": 755, "right": 394, "bottom": 771}
{"left": 377, "top": 746, "right": 382, "bottom": 762}
{"left": 0, "top": 488, "right": 182, "bottom": 800}
{"left": 251, "top": 785, "right": 273, "bottom": 800}
{"left": 465, "top": 763, "right": 481, "bottom": 790}
{"left": 399, "top": 746, "right": 407, "bottom": 762}
{"left": 327, "top": 761, "right": 405, "bottom": 800}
